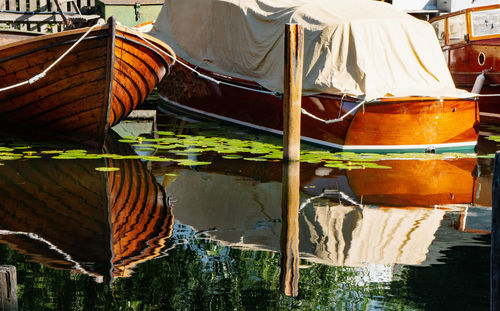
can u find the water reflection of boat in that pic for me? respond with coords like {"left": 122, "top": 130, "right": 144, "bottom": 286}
{"left": 430, "top": 5, "right": 500, "bottom": 122}
{"left": 0, "top": 18, "right": 174, "bottom": 146}
{"left": 150, "top": 0, "right": 479, "bottom": 152}
{"left": 160, "top": 156, "right": 486, "bottom": 267}
{"left": 0, "top": 132, "right": 174, "bottom": 281}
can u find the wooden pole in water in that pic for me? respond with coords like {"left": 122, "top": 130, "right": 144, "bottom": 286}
{"left": 283, "top": 23, "right": 304, "bottom": 162}
{"left": 492, "top": 152, "right": 500, "bottom": 311}
{"left": 0, "top": 265, "right": 18, "bottom": 311}
{"left": 279, "top": 23, "right": 304, "bottom": 297}
{"left": 280, "top": 160, "right": 300, "bottom": 297}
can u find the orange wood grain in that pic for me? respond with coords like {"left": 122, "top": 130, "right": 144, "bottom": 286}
{"left": 345, "top": 98, "right": 479, "bottom": 146}
{"left": 0, "top": 22, "right": 174, "bottom": 146}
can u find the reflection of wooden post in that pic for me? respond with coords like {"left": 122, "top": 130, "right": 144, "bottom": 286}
{"left": 283, "top": 23, "right": 304, "bottom": 162}
{"left": 493, "top": 152, "right": 500, "bottom": 311}
{"left": 0, "top": 265, "right": 18, "bottom": 311}
{"left": 280, "top": 160, "right": 300, "bottom": 297}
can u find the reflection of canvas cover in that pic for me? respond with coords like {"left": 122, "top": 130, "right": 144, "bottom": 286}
{"left": 167, "top": 170, "right": 445, "bottom": 266}
{"left": 150, "top": 0, "right": 470, "bottom": 100}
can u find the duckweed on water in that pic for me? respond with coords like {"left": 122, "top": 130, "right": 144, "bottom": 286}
{"left": 486, "top": 135, "right": 500, "bottom": 142}
{"left": 0, "top": 126, "right": 487, "bottom": 172}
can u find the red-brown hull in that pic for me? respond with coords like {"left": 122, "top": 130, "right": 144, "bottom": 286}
{"left": 159, "top": 60, "right": 479, "bottom": 151}
{"left": 0, "top": 21, "right": 173, "bottom": 146}
{"left": 430, "top": 5, "right": 500, "bottom": 123}
{"left": 447, "top": 41, "right": 500, "bottom": 122}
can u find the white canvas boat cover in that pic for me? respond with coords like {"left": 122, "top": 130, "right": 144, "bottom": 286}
{"left": 150, "top": 0, "right": 471, "bottom": 100}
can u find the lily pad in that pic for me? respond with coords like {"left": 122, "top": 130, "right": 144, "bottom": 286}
{"left": 95, "top": 167, "right": 120, "bottom": 172}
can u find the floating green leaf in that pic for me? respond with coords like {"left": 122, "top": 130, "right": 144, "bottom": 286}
{"left": 175, "top": 159, "right": 212, "bottom": 166}
{"left": 95, "top": 167, "right": 120, "bottom": 172}
{"left": 243, "top": 157, "right": 268, "bottom": 162}
{"left": 222, "top": 154, "right": 243, "bottom": 159}
{"left": 156, "top": 131, "right": 175, "bottom": 136}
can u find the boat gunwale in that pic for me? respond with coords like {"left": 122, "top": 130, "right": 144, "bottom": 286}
{"left": 0, "top": 25, "right": 110, "bottom": 52}
{"left": 0, "top": 34, "right": 109, "bottom": 64}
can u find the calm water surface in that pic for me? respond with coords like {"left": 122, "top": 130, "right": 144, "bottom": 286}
{"left": 0, "top": 106, "right": 494, "bottom": 310}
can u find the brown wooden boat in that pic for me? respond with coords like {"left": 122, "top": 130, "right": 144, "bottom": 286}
{"left": 430, "top": 5, "right": 500, "bottom": 123}
{"left": 0, "top": 17, "right": 175, "bottom": 146}
{"left": 159, "top": 64, "right": 479, "bottom": 152}
{"left": 0, "top": 132, "right": 174, "bottom": 281}
{"left": 148, "top": 0, "right": 480, "bottom": 152}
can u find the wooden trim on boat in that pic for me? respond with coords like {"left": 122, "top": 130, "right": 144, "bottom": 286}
{"left": 103, "top": 17, "right": 116, "bottom": 145}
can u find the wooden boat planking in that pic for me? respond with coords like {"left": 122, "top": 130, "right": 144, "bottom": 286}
{"left": 0, "top": 18, "right": 175, "bottom": 146}
{"left": 430, "top": 5, "right": 500, "bottom": 122}
{"left": 0, "top": 132, "right": 174, "bottom": 280}
{"left": 158, "top": 60, "right": 480, "bottom": 152}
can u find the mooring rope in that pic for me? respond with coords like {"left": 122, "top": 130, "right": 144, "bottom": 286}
{"left": 476, "top": 93, "right": 500, "bottom": 97}
{"left": 301, "top": 100, "right": 366, "bottom": 124}
{"left": 0, "top": 22, "right": 102, "bottom": 93}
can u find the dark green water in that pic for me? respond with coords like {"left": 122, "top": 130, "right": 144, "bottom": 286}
{"left": 0, "top": 109, "right": 494, "bottom": 310}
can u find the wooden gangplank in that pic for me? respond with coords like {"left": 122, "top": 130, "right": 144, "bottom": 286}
{"left": 0, "top": 0, "right": 98, "bottom": 32}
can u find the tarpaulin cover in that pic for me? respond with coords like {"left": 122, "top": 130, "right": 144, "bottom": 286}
{"left": 150, "top": 0, "right": 471, "bottom": 100}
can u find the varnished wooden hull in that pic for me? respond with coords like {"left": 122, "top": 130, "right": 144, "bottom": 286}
{"left": 430, "top": 5, "right": 500, "bottom": 123}
{"left": 0, "top": 19, "right": 173, "bottom": 146}
{"left": 0, "top": 132, "right": 174, "bottom": 280}
{"left": 158, "top": 59, "right": 479, "bottom": 152}
{"left": 447, "top": 41, "right": 500, "bottom": 122}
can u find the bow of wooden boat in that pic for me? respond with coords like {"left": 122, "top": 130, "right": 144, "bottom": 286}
{"left": 109, "top": 23, "right": 176, "bottom": 126}
{"left": 0, "top": 18, "right": 175, "bottom": 146}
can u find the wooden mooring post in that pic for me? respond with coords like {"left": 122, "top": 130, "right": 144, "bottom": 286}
{"left": 282, "top": 23, "right": 304, "bottom": 162}
{"left": 0, "top": 265, "right": 18, "bottom": 311}
{"left": 492, "top": 152, "right": 500, "bottom": 311}
{"left": 279, "top": 23, "right": 303, "bottom": 297}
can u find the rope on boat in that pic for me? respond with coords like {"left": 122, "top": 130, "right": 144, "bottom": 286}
{"left": 0, "top": 23, "right": 102, "bottom": 93}
{"left": 301, "top": 100, "right": 366, "bottom": 124}
{"left": 475, "top": 93, "right": 500, "bottom": 97}
{"left": 124, "top": 24, "right": 177, "bottom": 75}
{"left": 126, "top": 25, "right": 283, "bottom": 98}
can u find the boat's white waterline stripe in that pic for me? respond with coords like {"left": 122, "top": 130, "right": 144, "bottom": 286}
{"left": 159, "top": 96, "right": 478, "bottom": 151}
{"left": 480, "top": 112, "right": 500, "bottom": 118}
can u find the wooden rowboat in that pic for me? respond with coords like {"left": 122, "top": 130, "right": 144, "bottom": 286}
{"left": 0, "top": 131, "right": 174, "bottom": 281}
{"left": 150, "top": 0, "right": 480, "bottom": 152}
{"left": 430, "top": 5, "right": 500, "bottom": 123}
{"left": 0, "top": 17, "right": 174, "bottom": 146}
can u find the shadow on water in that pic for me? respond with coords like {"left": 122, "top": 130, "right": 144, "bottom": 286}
{"left": 0, "top": 111, "right": 494, "bottom": 310}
